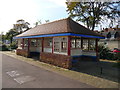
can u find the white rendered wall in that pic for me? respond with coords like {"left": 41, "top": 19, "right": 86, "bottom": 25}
{"left": 44, "top": 48, "right": 52, "bottom": 53}
{"left": 71, "top": 49, "right": 96, "bottom": 56}
{"left": 71, "top": 49, "right": 82, "bottom": 56}
{"left": 54, "top": 52, "right": 67, "bottom": 55}
{"left": 82, "top": 51, "right": 96, "bottom": 56}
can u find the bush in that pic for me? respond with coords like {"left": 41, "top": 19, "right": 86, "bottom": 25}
{"left": 98, "top": 44, "right": 118, "bottom": 60}
{"left": 8, "top": 42, "right": 18, "bottom": 50}
{"left": 0, "top": 44, "right": 9, "bottom": 51}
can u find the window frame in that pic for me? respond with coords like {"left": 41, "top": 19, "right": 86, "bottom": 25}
{"left": 61, "top": 37, "right": 68, "bottom": 53}
{"left": 89, "top": 39, "right": 96, "bottom": 51}
{"left": 71, "top": 37, "right": 81, "bottom": 49}
{"left": 30, "top": 39, "right": 37, "bottom": 47}
{"left": 82, "top": 39, "right": 89, "bottom": 51}
{"left": 44, "top": 38, "right": 52, "bottom": 48}
{"left": 53, "top": 37, "right": 68, "bottom": 54}
{"left": 37, "top": 39, "right": 42, "bottom": 47}
{"left": 24, "top": 39, "right": 28, "bottom": 47}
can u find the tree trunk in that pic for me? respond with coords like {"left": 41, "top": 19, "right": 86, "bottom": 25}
{"left": 10, "top": 37, "right": 13, "bottom": 44}
{"left": 86, "top": 18, "right": 90, "bottom": 29}
{"left": 92, "top": 19, "right": 95, "bottom": 31}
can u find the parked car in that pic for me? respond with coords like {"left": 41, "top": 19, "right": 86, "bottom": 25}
{"left": 113, "top": 48, "right": 120, "bottom": 53}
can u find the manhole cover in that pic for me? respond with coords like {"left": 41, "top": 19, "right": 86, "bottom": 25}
{"left": 6, "top": 70, "right": 23, "bottom": 77}
{"left": 14, "top": 76, "right": 35, "bottom": 84}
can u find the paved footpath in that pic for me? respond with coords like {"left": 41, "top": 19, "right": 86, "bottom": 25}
{"left": 2, "top": 53, "right": 94, "bottom": 88}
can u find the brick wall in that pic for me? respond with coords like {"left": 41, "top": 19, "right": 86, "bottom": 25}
{"left": 16, "top": 49, "right": 29, "bottom": 57}
{"left": 40, "top": 52, "right": 72, "bottom": 69}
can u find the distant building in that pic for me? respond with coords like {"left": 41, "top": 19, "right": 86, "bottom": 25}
{"left": 99, "top": 27, "right": 120, "bottom": 50}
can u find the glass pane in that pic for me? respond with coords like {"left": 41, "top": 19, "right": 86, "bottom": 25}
{"left": 82, "top": 39, "right": 88, "bottom": 50}
{"left": 24, "top": 39, "right": 28, "bottom": 47}
{"left": 18, "top": 39, "right": 22, "bottom": 47}
{"left": 71, "top": 39, "right": 75, "bottom": 48}
{"left": 89, "top": 40, "right": 95, "bottom": 51}
{"left": 76, "top": 39, "right": 81, "bottom": 48}
{"left": 54, "top": 42, "right": 60, "bottom": 52}
{"left": 44, "top": 38, "right": 52, "bottom": 48}
{"left": 61, "top": 42, "right": 67, "bottom": 52}
{"left": 37, "top": 39, "right": 42, "bottom": 47}
{"left": 30, "top": 39, "right": 37, "bottom": 46}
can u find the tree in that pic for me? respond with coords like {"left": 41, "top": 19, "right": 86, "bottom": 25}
{"left": 0, "top": 32, "right": 5, "bottom": 44}
{"left": 6, "top": 29, "right": 19, "bottom": 44}
{"left": 66, "top": 1, "right": 120, "bottom": 31}
{"left": 13, "top": 19, "right": 30, "bottom": 33}
{"left": 34, "top": 19, "right": 50, "bottom": 27}
{"left": 45, "top": 20, "right": 50, "bottom": 23}
{"left": 34, "top": 20, "right": 42, "bottom": 27}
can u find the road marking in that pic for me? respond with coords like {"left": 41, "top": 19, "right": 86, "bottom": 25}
{"left": 6, "top": 70, "right": 23, "bottom": 77}
{"left": 14, "top": 76, "right": 35, "bottom": 84}
{"left": 6, "top": 70, "right": 36, "bottom": 84}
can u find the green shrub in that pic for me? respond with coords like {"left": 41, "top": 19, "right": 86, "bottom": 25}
{"left": 98, "top": 44, "right": 117, "bottom": 60}
{"left": 8, "top": 42, "right": 18, "bottom": 50}
{"left": 0, "top": 44, "right": 9, "bottom": 51}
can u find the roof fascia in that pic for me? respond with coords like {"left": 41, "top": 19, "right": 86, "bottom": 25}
{"left": 14, "top": 33, "right": 105, "bottom": 39}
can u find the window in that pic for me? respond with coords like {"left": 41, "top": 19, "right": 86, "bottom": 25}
{"left": 61, "top": 37, "right": 67, "bottom": 53}
{"left": 37, "top": 39, "right": 42, "bottom": 47}
{"left": 30, "top": 39, "right": 37, "bottom": 46}
{"left": 54, "top": 37, "right": 67, "bottom": 53}
{"left": 24, "top": 39, "right": 28, "bottom": 47}
{"left": 82, "top": 39, "right": 88, "bottom": 51}
{"left": 61, "top": 42, "right": 67, "bottom": 49}
{"left": 18, "top": 39, "right": 22, "bottom": 48}
{"left": 54, "top": 42, "right": 60, "bottom": 52}
{"left": 71, "top": 39, "right": 76, "bottom": 48}
{"left": 71, "top": 38, "right": 81, "bottom": 49}
{"left": 76, "top": 39, "right": 81, "bottom": 48}
{"left": 44, "top": 38, "right": 52, "bottom": 48}
{"left": 89, "top": 40, "right": 95, "bottom": 51}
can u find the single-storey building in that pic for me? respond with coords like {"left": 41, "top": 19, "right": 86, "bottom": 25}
{"left": 14, "top": 18, "right": 105, "bottom": 69}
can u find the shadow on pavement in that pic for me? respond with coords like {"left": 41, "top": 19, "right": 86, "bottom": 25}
{"left": 71, "top": 60, "right": 119, "bottom": 83}
{"left": 27, "top": 52, "right": 119, "bottom": 83}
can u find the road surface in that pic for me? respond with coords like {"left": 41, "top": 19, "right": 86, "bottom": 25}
{"left": 2, "top": 53, "right": 94, "bottom": 88}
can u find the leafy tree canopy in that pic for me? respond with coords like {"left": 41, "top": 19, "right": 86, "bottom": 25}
{"left": 5, "top": 29, "right": 19, "bottom": 43}
{"left": 14, "top": 19, "right": 30, "bottom": 33}
{"left": 66, "top": 1, "right": 120, "bottom": 31}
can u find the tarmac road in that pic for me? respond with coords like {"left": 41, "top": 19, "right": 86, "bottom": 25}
{"left": 2, "top": 53, "right": 94, "bottom": 88}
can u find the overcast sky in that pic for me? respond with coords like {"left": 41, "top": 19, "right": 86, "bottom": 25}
{"left": 0, "top": 0, "right": 68, "bottom": 34}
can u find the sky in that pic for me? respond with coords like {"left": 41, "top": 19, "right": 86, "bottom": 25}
{"left": 0, "top": 0, "right": 119, "bottom": 34}
{"left": 0, "top": 0, "right": 68, "bottom": 34}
